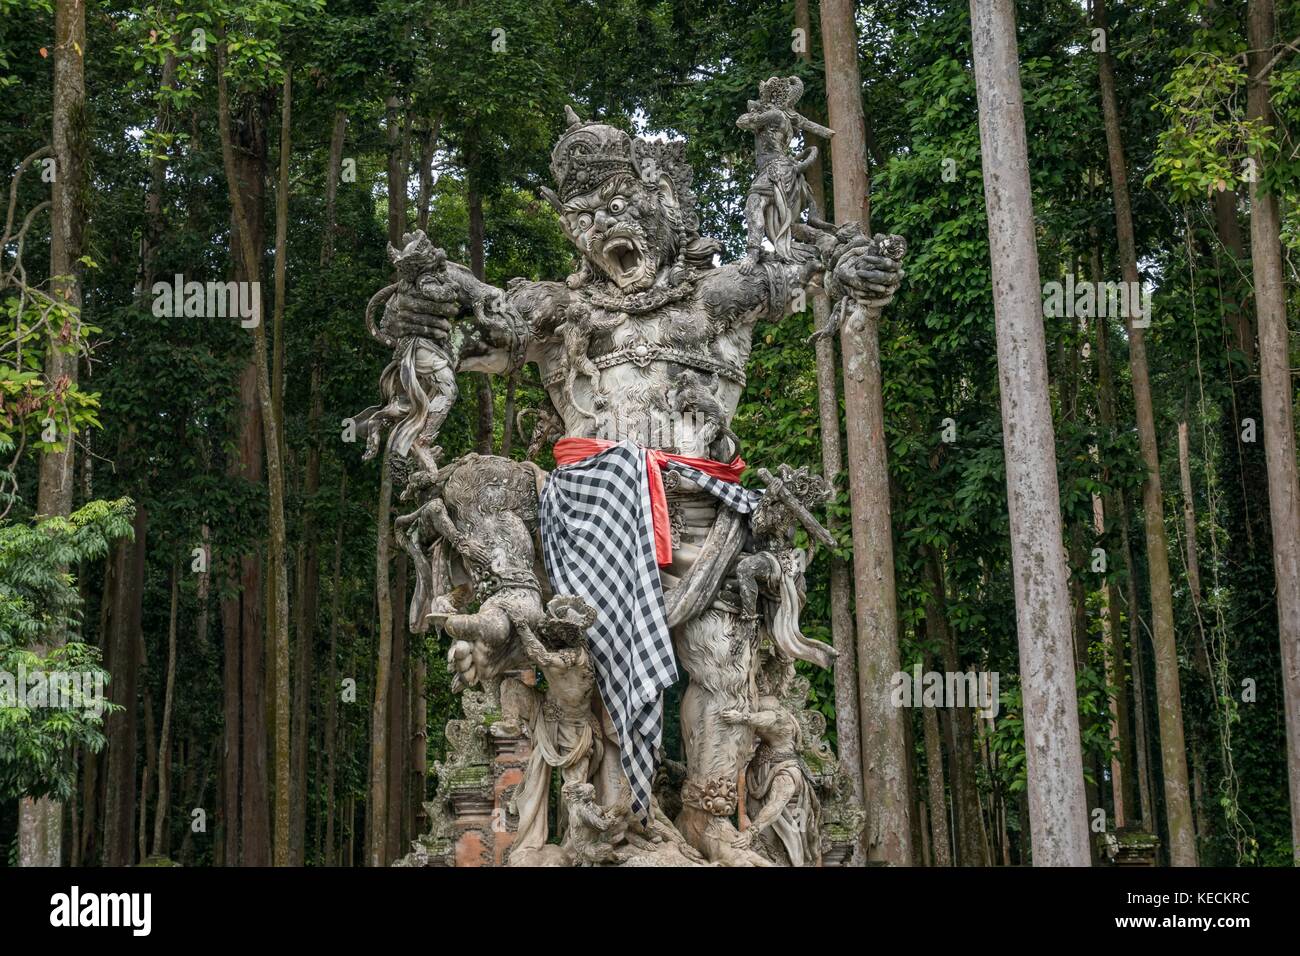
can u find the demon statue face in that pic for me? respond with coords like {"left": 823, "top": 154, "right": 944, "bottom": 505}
{"left": 541, "top": 106, "right": 719, "bottom": 293}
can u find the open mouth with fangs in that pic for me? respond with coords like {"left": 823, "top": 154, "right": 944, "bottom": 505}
{"left": 596, "top": 235, "right": 651, "bottom": 289}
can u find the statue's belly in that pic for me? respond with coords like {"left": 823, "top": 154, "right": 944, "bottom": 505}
{"left": 543, "top": 359, "right": 743, "bottom": 457}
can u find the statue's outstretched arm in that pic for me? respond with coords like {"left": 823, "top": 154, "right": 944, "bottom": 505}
{"left": 378, "top": 268, "right": 569, "bottom": 372}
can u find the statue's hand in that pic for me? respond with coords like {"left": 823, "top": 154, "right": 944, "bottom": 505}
{"left": 829, "top": 231, "right": 905, "bottom": 310}
{"left": 380, "top": 273, "right": 463, "bottom": 342}
{"left": 720, "top": 708, "right": 750, "bottom": 725}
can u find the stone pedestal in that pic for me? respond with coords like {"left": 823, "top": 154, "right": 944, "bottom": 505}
{"left": 489, "top": 729, "right": 531, "bottom": 865}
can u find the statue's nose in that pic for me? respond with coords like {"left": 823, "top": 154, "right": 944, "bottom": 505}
{"left": 594, "top": 210, "right": 611, "bottom": 230}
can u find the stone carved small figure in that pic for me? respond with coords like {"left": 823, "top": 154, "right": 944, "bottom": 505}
{"left": 499, "top": 596, "right": 602, "bottom": 856}
{"left": 733, "top": 465, "right": 837, "bottom": 668}
{"left": 558, "top": 299, "right": 605, "bottom": 424}
{"left": 736, "top": 76, "right": 835, "bottom": 273}
{"left": 562, "top": 782, "right": 631, "bottom": 867}
{"left": 353, "top": 230, "right": 516, "bottom": 474}
{"left": 394, "top": 454, "right": 545, "bottom": 690}
{"left": 670, "top": 369, "right": 738, "bottom": 461}
{"left": 724, "top": 653, "right": 822, "bottom": 867}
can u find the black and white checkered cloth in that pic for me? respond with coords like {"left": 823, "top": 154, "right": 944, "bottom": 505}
{"left": 539, "top": 439, "right": 758, "bottom": 820}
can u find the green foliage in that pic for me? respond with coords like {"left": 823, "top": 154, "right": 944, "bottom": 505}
{"left": 0, "top": 498, "right": 133, "bottom": 802}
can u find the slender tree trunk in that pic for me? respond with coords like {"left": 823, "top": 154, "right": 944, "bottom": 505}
{"left": 137, "top": 623, "right": 156, "bottom": 865}
{"left": 820, "top": 0, "right": 910, "bottom": 865}
{"left": 924, "top": 547, "right": 990, "bottom": 865}
{"left": 1246, "top": 0, "right": 1300, "bottom": 863}
{"left": 151, "top": 557, "right": 180, "bottom": 856}
{"left": 416, "top": 118, "right": 441, "bottom": 234}
{"left": 369, "top": 457, "right": 395, "bottom": 866}
{"left": 1093, "top": 492, "right": 1126, "bottom": 828}
{"left": 970, "top": 0, "right": 1090, "bottom": 866}
{"left": 796, "top": 0, "right": 862, "bottom": 804}
{"left": 19, "top": 0, "right": 87, "bottom": 867}
{"left": 386, "top": 554, "right": 409, "bottom": 860}
{"left": 922, "top": 654, "right": 953, "bottom": 866}
{"left": 216, "top": 43, "right": 282, "bottom": 867}
{"left": 1123, "top": 506, "right": 1154, "bottom": 830}
{"left": 265, "top": 66, "right": 293, "bottom": 867}
{"left": 103, "top": 504, "right": 146, "bottom": 866}
{"left": 1177, "top": 421, "right": 1204, "bottom": 606}
{"left": 466, "top": 161, "right": 494, "bottom": 454}
{"left": 322, "top": 109, "right": 348, "bottom": 268}
{"left": 1092, "top": 238, "right": 1139, "bottom": 821}
{"left": 1094, "top": 0, "right": 1196, "bottom": 864}
{"left": 221, "top": 549, "right": 242, "bottom": 865}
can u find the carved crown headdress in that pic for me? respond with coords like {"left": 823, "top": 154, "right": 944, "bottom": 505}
{"left": 548, "top": 106, "right": 703, "bottom": 236}
{"left": 549, "top": 106, "right": 638, "bottom": 202}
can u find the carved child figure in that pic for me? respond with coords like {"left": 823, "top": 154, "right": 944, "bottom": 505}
{"left": 499, "top": 596, "right": 602, "bottom": 855}
{"left": 735, "top": 76, "right": 834, "bottom": 271}
{"left": 561, "top": 782, "right": 631, "bottom": 867}
{"left": 733, "top": 465, "right": 837, "bottom": 669}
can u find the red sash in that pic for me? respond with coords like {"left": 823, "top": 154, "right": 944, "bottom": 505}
{"left": 552, "top": 437, "right": 746, "bottom": 566}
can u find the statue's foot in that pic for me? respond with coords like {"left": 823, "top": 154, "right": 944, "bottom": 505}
{"left": 489, "top": 718, "right": 524, "bottom": 738}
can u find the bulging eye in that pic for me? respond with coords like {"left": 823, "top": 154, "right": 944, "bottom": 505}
{"left": 608, "top": 198, "right": 627, "bottom": 214}
{"left": 576, "top": 213, "right": 594, "bottom": 231}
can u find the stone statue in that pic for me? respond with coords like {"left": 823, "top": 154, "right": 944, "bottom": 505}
{"left": 497, "top": 596, "right": 601, "bottom": 857}
{"left": 368, "top": 79, "right": 904, "bottom": 866}
{"left": 352, "top": 230, "right": 518, "bottom": 473}
{"left": 734, "top": 464, "right": 837, "bottom": 666}
{"left": 736, "top": 75, "right": 834, "bottom": 272}
{"left": 725, "top": 652, "right": 823, "bottom": 867}
{"left": 393, "top": 453, "right": 546, "bottom": 690}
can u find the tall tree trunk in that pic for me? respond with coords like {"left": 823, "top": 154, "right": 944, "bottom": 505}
{"left": 1094, "top": 0, "right": 1197, "bottom": 864}
{"left": 369, "top": 457, "right": 395, "bottom": 866}
{"left": 265, "top": 66, "right": 293, "bottom": 867}
{"left": 466, "top": 159, "right": 494, "bottom": 454}
{"left": 1123, "top": 505, "right": 1155, "bottom": 829}
{"left": 1091, "top": 236, "right": 1139, "bottom": 821}
{"left": 151, "top": 557, "right": 180, "bottom": 856}
{"left": 416, "top": 118, "right": 441, "bottom": 234}
{"left": 820, "top": 0, "right": 910, "bottom": 865}
{"left": 796, "top": 0, "right": 862, "bottom": 804}
{"left": 1177, "top": 421, "right": 1204, "bottom": 607}
{"left": 922, "top": 654, "right": 952, "bottom": 866}
{"left": 137, "top": 625, "right": 156, "bottom": 865}
{"left": 322, "top": 109, "right": 348, "bottom": 268}
{"left": 103, "top": 504, "right": 146, "bottom": 866}
{"left": 221, "top": 548, "right": 242, "bottom": 865}
{"left": 970, "top": 0, "right": 1090, "bottom": 866}
{"left": 19, "top": 0, "right": 87, "bottom": 867}
{"left": 215, "top": 43, "right": 281, "bottom": 867}
{"left": 1246, "top": 0, "right": 1300, "bottom": 863}
{"left": 386, "top": 554, "right": 409, "bottom": 860}
{"left": 291, "top": 346, "right": 323, "bottom": 866}
{"left": 216, "top": 82, "right": 271, "bottom": 866}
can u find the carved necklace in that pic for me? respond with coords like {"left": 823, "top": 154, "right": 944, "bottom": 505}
{"left": 586, "top": 276, "right": 698, "bottom": 314}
